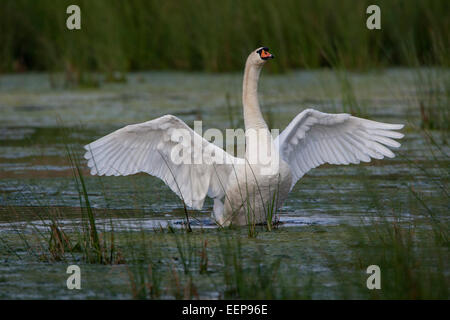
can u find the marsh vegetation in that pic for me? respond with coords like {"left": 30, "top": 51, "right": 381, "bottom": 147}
{"left": 1, "top": 0, "right": 448, "bottom": 75}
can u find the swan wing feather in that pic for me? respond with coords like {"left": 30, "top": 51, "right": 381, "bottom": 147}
{"left": 84, "top": 115, "right": 243, "bottom": 209}
{"left": 274, "top": 109, "right": 404, "bottom": 189}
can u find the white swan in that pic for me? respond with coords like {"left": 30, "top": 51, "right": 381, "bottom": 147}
{"left": 84, "top": 47, "right": 404, "bottom": 226}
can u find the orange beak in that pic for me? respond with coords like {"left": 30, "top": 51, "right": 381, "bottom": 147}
{"left": 260, "top": 49, "right": 273, "bottom": 59}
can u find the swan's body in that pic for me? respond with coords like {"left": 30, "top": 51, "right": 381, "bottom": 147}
{"left": 84, "top": 47, "right": 404, "bottom": 226}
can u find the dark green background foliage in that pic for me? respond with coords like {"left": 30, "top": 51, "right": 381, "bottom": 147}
{"left": 0, "top": 0, "right": 448, "bottom": 73}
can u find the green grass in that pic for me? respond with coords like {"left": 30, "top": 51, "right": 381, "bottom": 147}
{"left": 0, "top": 0, "right": 448, "bottom": 78}
{"left": 336, "top": 131, "right": 449, "bottom": 299}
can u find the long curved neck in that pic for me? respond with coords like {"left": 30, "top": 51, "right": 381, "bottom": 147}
{"left": 242, "top": 59, "right": 267, "bottom": 130}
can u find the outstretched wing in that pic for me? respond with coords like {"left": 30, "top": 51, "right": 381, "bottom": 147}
{"left": 274, "top": 109, "right": 404, "bottom": 189}
{"left": 84, "top": 115, "right": 244, "bottom": 209}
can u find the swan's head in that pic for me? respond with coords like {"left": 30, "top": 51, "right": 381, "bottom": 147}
{"left": 248, "top": 47, "right": 274, "bottom": 66}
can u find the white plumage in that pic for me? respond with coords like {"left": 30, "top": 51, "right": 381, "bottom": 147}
{"left": 84, "top": 114, "right": 244, "bottom": 210}
{"left": 84, "top": 47, "right": 404, "bottom": 226}
{"left": 274, "top": 109, "right": 404, "bottom": 190}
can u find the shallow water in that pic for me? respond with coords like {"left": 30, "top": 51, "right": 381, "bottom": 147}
{"left": 0, "top": 69, "right": 448, "bottom": 299}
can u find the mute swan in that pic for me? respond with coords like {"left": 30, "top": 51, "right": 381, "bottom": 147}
{"left": 84, "top": 47, "right": 404, "bottom": 227}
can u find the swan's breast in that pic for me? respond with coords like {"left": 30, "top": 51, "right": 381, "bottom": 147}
{"left": 224, "top": 160, "right": 292, "bottom": 201}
